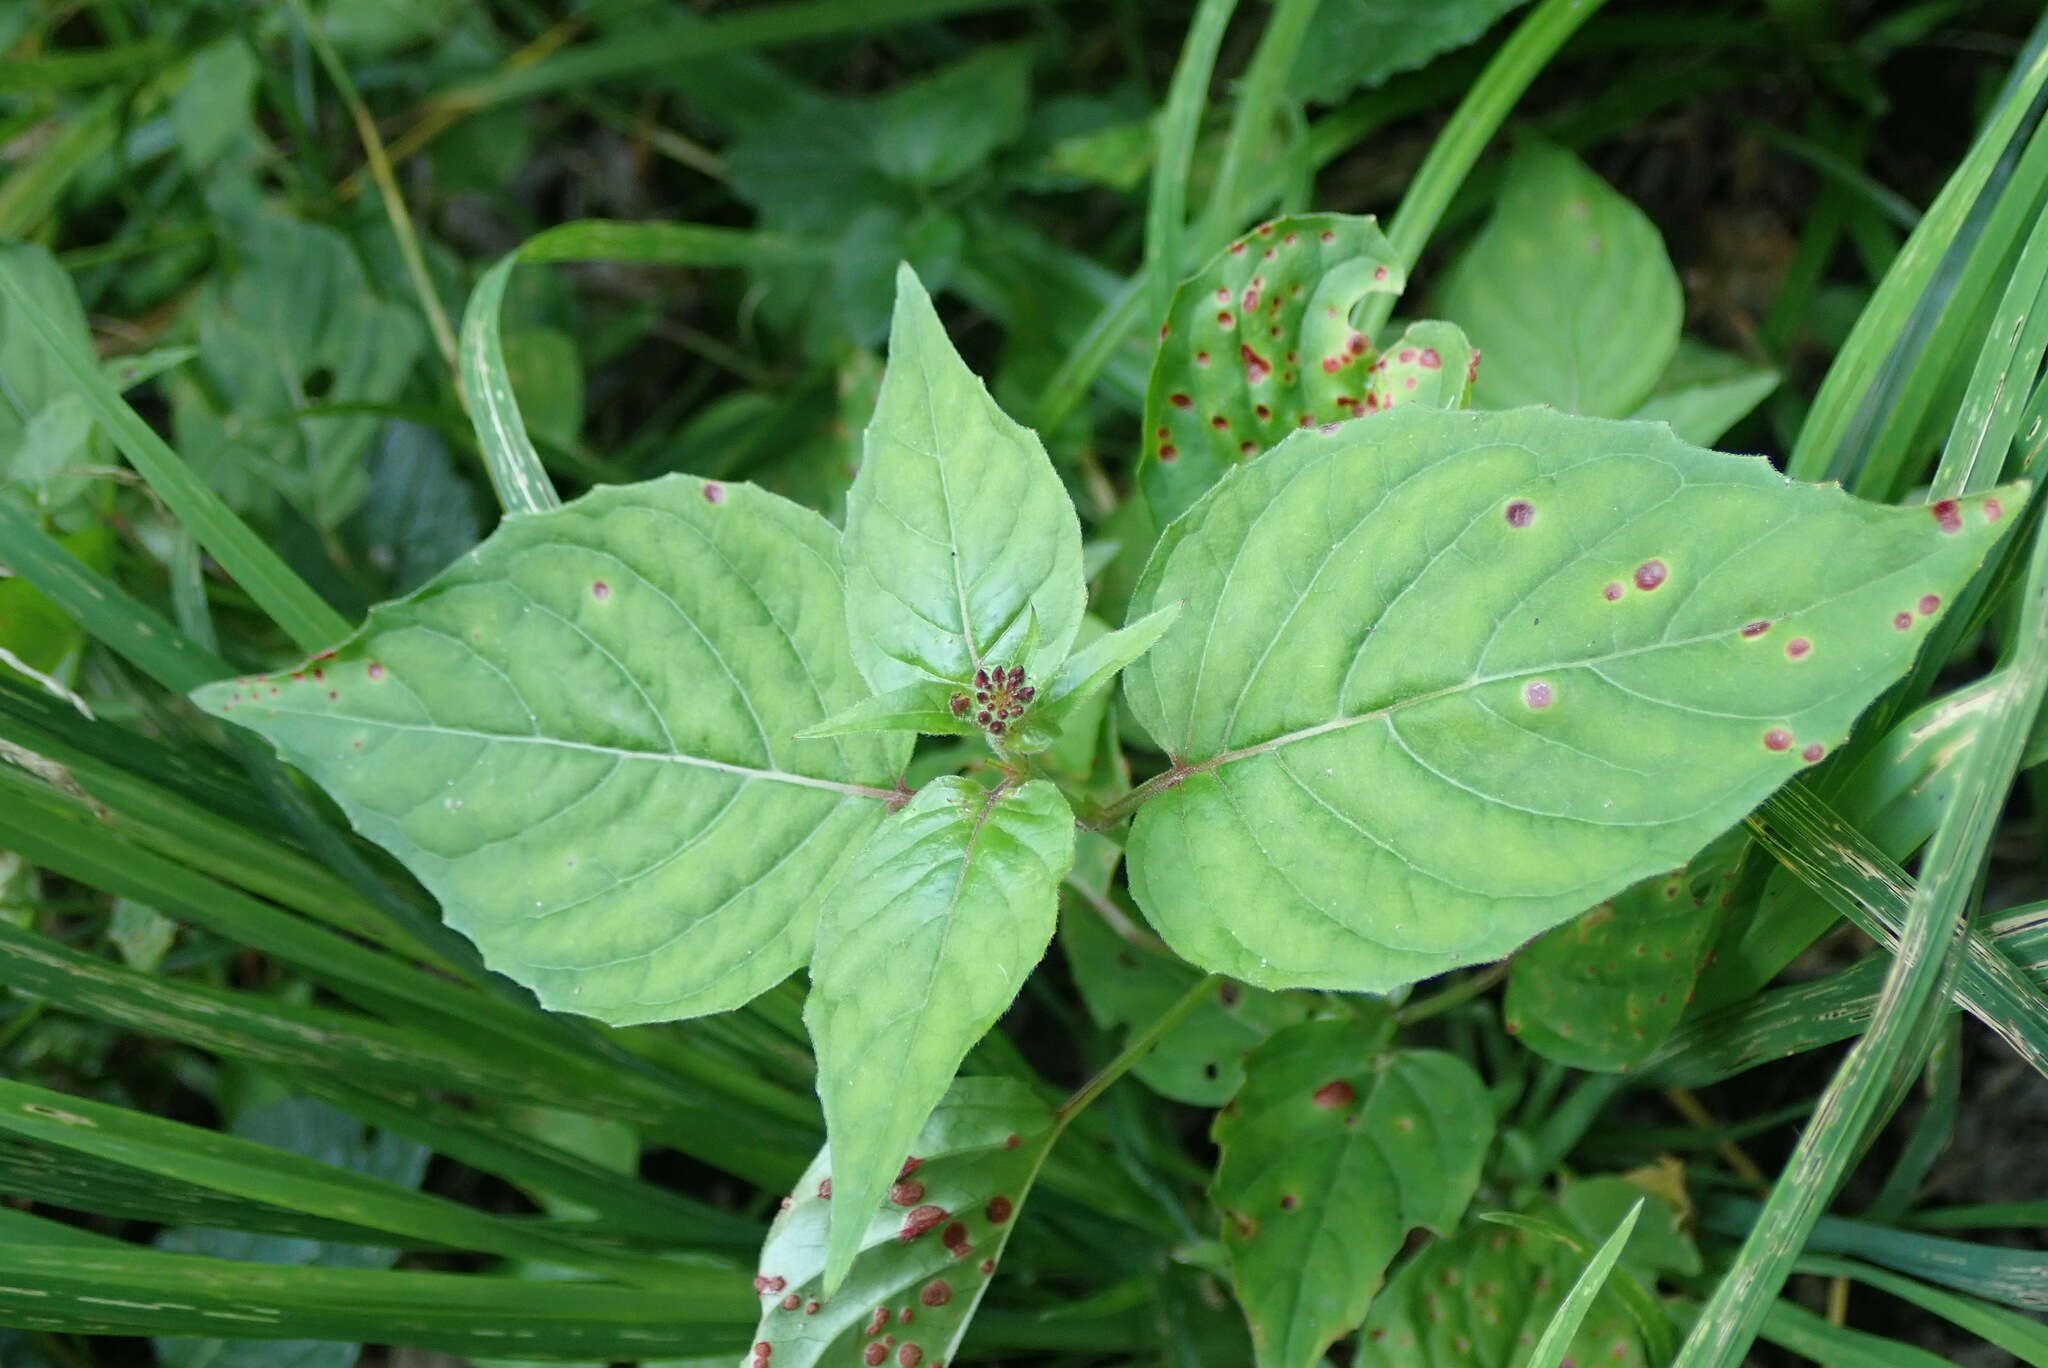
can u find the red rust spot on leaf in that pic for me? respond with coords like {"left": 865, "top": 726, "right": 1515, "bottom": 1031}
{"left": 1312, "top": 1080, "right": 1355, "bottom": 1109}
{"left": 1603, "top": 582, "right": 1624, "bottom": 602}
{"left": 942, "top": 1222, "right": 972, "bottom": 1258}
{"left": 899, "top": 1205, "right": 947, "bottom": 1241}
{"left": 1802, "top": 742, "right": 1826, "bottom": 762}
{"left": 864, "top": 1346, "right": 887, "bottom": 1367}
{"left": 921, "top": 1280, "right": 951, "bottom": 1307}
{"left": 1741, "top": 621, "right": 1770, "bottom": 638}
{"left": 891, "top": 1179, "right": 926, "bottom": 1206}
{"left": 591, "top": 581, "right": 610, "bottom": 601}
{"left": 754, "top": 1275, "right": 786, "bottom": 1294}
{"left": 1764, "top": 729, "right": 1794, "bottom": 752}
{"left": 1894, "top": 611, "right": 1914, "bottom": 630}
{"left": 1633, "top": 560, "right": 1668, "bottom": 591}
{"left": 1419, "top": 349, "right": 1441, "bottom": 369}
{"left": 1523, "top": 681, "right": 1554, "bottom": 709}
{"left": 366, "top": 663, "right": 385, "bottom": 681}
{"left": 1919, "top": 593, "right": 1941, "bottom": 615}
{"left": 1931, "top": 499, "right": 1962, "bottom": 533}
{"left": 1004, "top": 1133, "right": 1020, "bottom": 1148}
{"left": 985, "top": 1195, "right": 1012, "bottom": 1224}
{"left": 1169, "top": 392, "right": 1191, "bottom": 409}
{"left": 703, "top": 481, "right": 725, "bottom": 504}
{"left": 818, "top": 1178, "right": 832, "bottom": 1199}
{"left": 1786, "top": 638, "right": 1811, "bottom": 659}
{"left": 1241, "top": 344, "right": 1271, "bottom": 385}
{"left": 898, "top": 1345, "right": 923, "bottom": 1367}
{"left": 1504, "top": 500, "right": 1533, "bottom": 527}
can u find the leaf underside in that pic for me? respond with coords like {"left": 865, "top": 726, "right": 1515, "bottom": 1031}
{"left": 1122, "top": 405, "right": 2018, "bottom": 994}
{"left": 748, "top": 1077, "right": 1055, "bottom": 1368}
{"left": 193, "top": 475, "right": 906, "bottom": 1026}
{"left": 1213, "top": 1022, "right": 1493, "bottom": 1368}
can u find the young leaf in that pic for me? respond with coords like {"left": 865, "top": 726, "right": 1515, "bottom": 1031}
{"left": 806, "top": 777, "right": 1074, "bottom": 1290}
{"left": 1286, "top": 0, "right": 1529, "bottom": 104}
{"left": 192, "top": 475, "right": 906, "bottom": 1025}
{"left": 747, "top": 1077, "right": 1056, "bottom": 1368}
{"left": 796, "top": 682, "right": 981, "bottom": 740}
{"left": 1014, "top": 601, "right": 1181, "bottom": 747}
{"left": 1357, "top": 1212, "right": 1649, "bottom": 1367}
{"left": 1138, "top": 214, "right": 1405, "bottom": 528}
{"left": 1503, "top": 831, "right": 1744, "bottom": 1071}
{"left": 1060, "top": 895, "right": 1311, "bottom": 1106}
{"left": 841, "top": 264, "right": 1085, "bottom": 700}
{"left": 1212, "top": 1022, "right": 1492, "bottom": 1368}
{"left": 1436, "top": 140, "right": 1681, "bottom": 417}
{"left": 1522, "top": 1199, "right": 1645, "bottom": 1368}
{"left": 1121, "top": 406, "right": 2019, "bottom": 995}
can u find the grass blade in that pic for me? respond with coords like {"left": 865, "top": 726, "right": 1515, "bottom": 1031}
{"left": 1526, "top": 1199, "right": 1646, "bottom": 1368}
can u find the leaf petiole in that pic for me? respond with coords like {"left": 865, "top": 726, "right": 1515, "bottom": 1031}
{"left": 1055, "top": 972, "right": 1221, "bottom": 1127}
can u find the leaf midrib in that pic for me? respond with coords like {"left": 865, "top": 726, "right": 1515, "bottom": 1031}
{"left": 270, "top": 712, "right": 896, "bottom": 801}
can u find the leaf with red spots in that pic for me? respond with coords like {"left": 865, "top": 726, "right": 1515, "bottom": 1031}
{"left": 842, "top": 265, "right": 1085, "bottom": 700}
{"left": 1355, "top": 1203, "right": 1657, "bottom": 1368}
{"left": 191, "top": 475, "right": 907, "bottom": 1025}
{"left": 1138, "top": 214, "right": 1404, "bottom": 528}
{"left": 1435, "top": 139, "right": 1681, "bottom": 418}
{"left": 1210, "top": 1021, "right": 1491, "bottom": 1368}
{"left": 1061, "top": 890, "right": 1315, "bottom": 1106}
{"left": 1503, "top": 830, "right": 1746, "bottom": 1072}
{"left": 1367, "top": 320, "right": 1478, "bottom": 414}
{"left": 806, "top": 777, "right": 1073, "bottom": 1290}
{"left": 1121, "top": 406, "right": 2021, "bottom": 995}
{"left": 744, "top": 1077, "right": 1055, "bottom": 1368}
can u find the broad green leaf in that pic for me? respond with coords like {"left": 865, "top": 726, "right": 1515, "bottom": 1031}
{"left": 1212, "top": 1023, "right": 1492, "bottom": 1368}
{"left": 1503, "top": 832, "right": 1744, "bottom": 1071}
{"left": 806, "top": 776, "right": 1073, "bottom": 1288}
{"left": 842, "top": 265, "right": 1085, "bottom": 712}
{"left": 193, "top": 475, "right": 907, "bottom": 1025}
{"left": 1061, "top": 894, "right": 1311, "bottom": 1106}
{"left": 871, "top": 45, "right": 1034, "bottom": 188}
{"left": 1436, "top": 141, "right": 1681, "bottom": 417}
{"left": 345, "top": 421, "right": 485, "bottom": 595}
{"left": 171, "top": 208, "right": 423, "bottom": 527}
{"left": 1557, "top": 1176, "right": 1702, "bottom": 1281}
{"left": 1630, "top": 340, "right": 1781, "bottom": 447}
{"left": 1122, "top": 406, "right": 2018, "bottom": 994}
{"left": 1356, "top": 1213, "right": 1648, "bottom": 1367}
{"left": 1287, "top": 0, "right": 1529, "bottom": 104}
{"left": 1138, "top": 214, "right": 1405, "bottom": 528}
{"left": 1368, "top": 320, "right": 1479, "bottom": 414}
{"left": 171, "top": 35, "right": 258, "bottom": 169}
{"left": 0, "top": 243, "right": 100, "bottom": 516}
{"left": 746, "top": 1077, "right": 1056, "bottom": 1368}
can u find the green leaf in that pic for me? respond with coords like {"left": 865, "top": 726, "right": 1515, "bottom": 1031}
{"left": 1287, "top": 0, "right": 1529, "bottom": 104}
{"left": 1503, "top": 832, "right": 1743, "bottom": 1071}
{"left": 1060, "top": 894, "right": 1310, "bottom": 1106}
{"left": 842, "top": 264, "right": 1085, "bottom": 705}
{"left": 192, "top": 475, "right": 907, "bottom": 1025}
{"left": 1014, "top": 601, "right": 1181, "bottom": 749}
{"left": 797, "top": 682, "right": 981, "bottom": 740}
{"left": 1630, "top": 340, "right": 1781, "bottom": 447}
{"left": 0, "top": 243, "right": 100, "bottom": 514}
{"left": 1212, "top": 1023, "right": 1492, "bottom": 1368}
{"left": 1357, "top": 1211, "right": 1649, "bottom": 1367}
{"left": 806, "top": 776, "right": 1073, "bottom": 1289}
{"left": 173, "top": 208, "right": 424, "bottom": 528}
{"left": 1556, "top": 1176, "right": 1701, "bottom": 1281}
{"left": 1368, "top": 320, "right": 1479, "bottom": 414}
{"left": 1121, "top": 406, "right": 2019, "bottom": 994}
{"left": 499, "top": 327, "right": 585, "bottom": 451}
{"left": 1436, "top": 140, "right": 1681, "bottom": 417}
{"left": 1523, "top": 1199, "right": 1644, "bottom": 1368}
{"left": 1138, "top": 213, "right": 1405, "bottom": 528}
{"left": 171, "top": 35, "right": 258, "bottom": 169}
{"left": 746, "top": 1077, "right": 1056, "bottom": 1367}
{"left": 871, "top": 45, "right": 1034, "bottom": 188}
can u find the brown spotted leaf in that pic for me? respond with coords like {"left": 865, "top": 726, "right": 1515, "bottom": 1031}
{"left": 743, "top": 1077, "right": 1054, "bottom": 1368}
{"left": 1212, "top": 1021, "right": 1492, "bottom": 1368}
{"left": 1503, "top": 831, "right": 1745, "bottom": 1071}
{"left": 1138, "top": 214, "right": 1403, "bottom": 528}
{"left": 1123, "top": 407, "right": 2023, "bottom": 996}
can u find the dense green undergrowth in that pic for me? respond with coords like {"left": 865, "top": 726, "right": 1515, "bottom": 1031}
{"left": 3, "top": 2, "right": 2048, "bottom": 1367}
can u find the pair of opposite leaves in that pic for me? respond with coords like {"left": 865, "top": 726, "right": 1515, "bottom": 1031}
{"left": 199, "top": 257, "right": 2019, "bottom": 1285}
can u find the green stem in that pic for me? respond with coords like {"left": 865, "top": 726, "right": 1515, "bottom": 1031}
{"left": 1194, "top": 0, "right": 1320, "bottom": 252}
{"left": 292, "top": 0, "right": 459, "bottom": 371}
{"left": 1395, "top": 961, "right": 1508, "bottom": 1026}
{"left": 1078, "top": 761, "right": 1191, "bottom": 831}
{"left": 1144, "top": 0, "right": 1239, "bottom": 326}
{"left": 1363, "top": 0, "right": 1610, "bottom": 335}
{"left": 1056, "top": 973, "right": 1220, "bottom": 1127}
